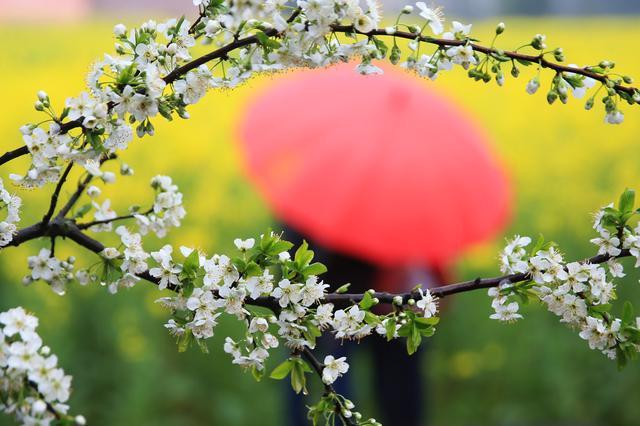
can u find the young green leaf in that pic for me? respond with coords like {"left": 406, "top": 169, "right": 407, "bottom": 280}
{"left": 619, "top": 188, "right": 636, "bottom": 213}
{"left": 270, "top": 360, "right": 294, "bottom": 380}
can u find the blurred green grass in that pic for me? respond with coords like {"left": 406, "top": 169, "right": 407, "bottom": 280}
{"left": 1, "top": 17, "right": 640, "bottom": 426}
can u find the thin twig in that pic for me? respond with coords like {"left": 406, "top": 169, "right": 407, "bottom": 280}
{"left": 42, "top": 161, "right": 74, "bottom": 224}
{"left": 300, "top": 348, "right": 357, "bottom": 426}
{"left": 76, "top": 207, "right": 152, "bottom": 230}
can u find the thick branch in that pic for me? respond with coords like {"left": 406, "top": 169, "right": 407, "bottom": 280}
{"left": 0, "top": 146, "right": 29, "bottom": 166}
{"left": 6, "top": 214, "right": 632, "bottom": 311}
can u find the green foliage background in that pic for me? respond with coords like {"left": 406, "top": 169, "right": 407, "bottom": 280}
{"left": 1, "top": 18, "right": 640, "bottom": 426}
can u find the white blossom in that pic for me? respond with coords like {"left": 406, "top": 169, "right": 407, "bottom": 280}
{"left": 322, "top": 355, "right": 349, "bottom": 384}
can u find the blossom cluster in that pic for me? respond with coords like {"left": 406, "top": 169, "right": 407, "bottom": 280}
{"left": 135, "top": 175, "right": 186, "bottom": 238}
{"left": 0, "top": 307, "right": 83, "bottom": 425}
{"left": 7, "top": 0, "right": 637, "bottom": 193}
{"left": 494, "top": 190, "right": 640, "bottom": 365}
{"left": 24, "top": 249, "right": 75, "bottom": 296}
{"left": 0, "top": 179, "right": 21, "bottom": 247}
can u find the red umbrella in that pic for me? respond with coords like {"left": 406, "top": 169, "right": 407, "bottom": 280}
{"left": 238, "top": 62, "right": 511, "bottom": 267}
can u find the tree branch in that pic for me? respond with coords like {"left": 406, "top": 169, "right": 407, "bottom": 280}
{"left": 5, "top": 13, "right": 635, "bottom": 168}
{"left": 5, "top": 213, "right": 632, "bottom": 312}
{"left": 76, "top": 208, "right": 152, "bottom": 230}
{"left": 329, "top": 25, "right": 637, "bottom": 95}
{"left": 42, "top": 161, "right": 74, "bottom": 224}
{"left": 0, "top": 146, "right": 29, "bottom": 167}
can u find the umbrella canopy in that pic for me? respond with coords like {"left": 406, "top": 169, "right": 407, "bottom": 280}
{"left": 239, "top": 63, "right": 511, "bottom": 267}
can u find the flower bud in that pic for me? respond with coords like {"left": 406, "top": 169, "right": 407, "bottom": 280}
{"left": 385, "top": 26, "right": 396, "bottom": 35}
{"left": 102, "top": 171, "right": 116, "bottom": 184}
{"left": 584, "top": 97, "right": 595, "bottom": 110}
{"left": 553, "top": 48, "right": 564, "bottom": 62}
{"left": 20, "top": 124, "right": 34, "bottom": 135}
{"left": 531, "top": 34, "right": 546, "bottom": 50}
{"left": 526, "top": 77, "right": 540, "bottom": 95}
{"left": 34, "top": 100, "right": 44, "bottom": 111}
{"left": 32, "top": 400, "right": 47, "bottom": 414}
{"left": 37, "top": 90, "right": 48, "bottom": 102}
{"left": 495, "top": 22, "right": 505, "bottom": 35}
{"left": 393, "top": 295, "right": 403, "bottom": 305}
{"left": 120, "top": 163, "right": 134, "bottom": 176}
{"left": 205, "top": 20, "right": 221, "bottom": 35}
{"left": 75, "top": 415, "right": 87, "bottom": 425}
{"left": 402, "top": 5, "right": 414, "bottom": 13}
{"left": 408, "top": 298, "right": 415, "bottom": 306}
{"left": 113, "top": 23, "right": 127, "bottom": 37}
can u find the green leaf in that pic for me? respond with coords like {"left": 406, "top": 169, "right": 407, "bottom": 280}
{"left": 624, "top": 327, "right": 640, "bottom": 343}
{"left": 359, "top": 292, "right": 375, "bottom": 310}
{"left": 335, "top": 283, "right": 351, "bottom": 293}
{"left": 177, "top": 330, "right": 192, "bottom": 352}
{"left": 385, "top": 318, "right": 397, "bottom": 341}
{"left": 73, "top": 203, "right": 92, "bottom": 219}
{"left": 252, "top": 366, "right": 265, "bottom": 382}
{"left": 182, "top": 249, "right": 200, "bottom": 276}
{"left": 270, "top": 360, "right": 294, "bottom": 380}
{"left": 255, "top": 31, "right": 281, "bottom": 49}
{"left": 589, "top": 303, "right": 612, "bottom": 314}
{"left": 415, "top": 316, "right": 440, "bottom": 327}
{"left": 245, "top": 304, "right": 275, "bottom": 317}
{"left": 232, "top": 257, "right": 246, "bottom": 272}
{"left": 294, "top": 240, "right": 314, "bottom": 267}
{"left": 181, "top": 279, "right": 195, "bottom": 298}
{"left": 619, "top": 188, "right": 636, "bottom": 213}
{"left": 406, "top": 322, "right": 422, "bottom": 355}
{"left": 244, "top": 261, "right": 262, "bottom": 277}
{"left": 290, "top": 360, "right": 308, "bottom": 394}
{"left": 302, "top": 262, "right": 327, "bottom": 277}
{"left": 266, "top": 240, "right": 294, "bottom": 256}
{"left": 371, "top": 37, "right": 388, "bottom": 57}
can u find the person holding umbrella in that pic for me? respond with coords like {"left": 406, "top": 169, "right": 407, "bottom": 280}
{"left": 239, "top": 62, "right": 511, "bottom": 425}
